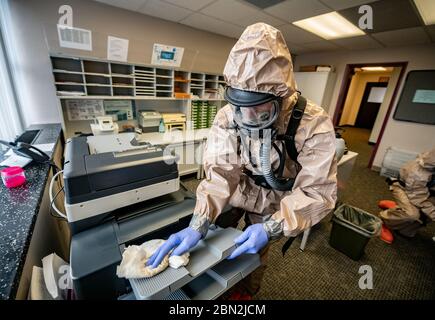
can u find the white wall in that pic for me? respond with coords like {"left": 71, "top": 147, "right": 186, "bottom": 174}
{"left": 6, "top": 0, "right": 237, "bottom": 127}
{"left": 293, "top": 71, "right": 335, "bottom": 110}
{"left": 369, "top": 67, "right": 401, "bottom": 144}
{"left": 294, "top": 44, "right": 435, "bottom": 169}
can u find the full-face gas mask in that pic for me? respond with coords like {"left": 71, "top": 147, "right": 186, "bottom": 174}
{"left": 225, "top": 86, "right": 297, "bottom": 191}
{"left": 225, "top": 87, "right": 281, "bottom": 132}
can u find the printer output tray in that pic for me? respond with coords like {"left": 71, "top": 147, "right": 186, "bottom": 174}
{"left": 128, "top": 227, "right": 261, "bottom": 300}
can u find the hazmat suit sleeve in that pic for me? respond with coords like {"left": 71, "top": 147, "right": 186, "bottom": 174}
{"left": 189, "top": 108, "right": 242, "bottom": 237}
{"left": 265, "top": 118, "right": 338, "bottom": 238}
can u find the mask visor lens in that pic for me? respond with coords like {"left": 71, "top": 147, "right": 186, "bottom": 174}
{"left": 234, "top": 101, "right": 278, "bottom": 129}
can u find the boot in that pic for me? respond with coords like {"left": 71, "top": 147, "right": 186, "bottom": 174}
{"left": 380, "top": 224, "right": 394, "bottom": 244}
{"left": 378, "top": 200, "right": 397, "bottom": 210}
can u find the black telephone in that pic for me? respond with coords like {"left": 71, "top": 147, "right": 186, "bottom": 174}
{"left": 0, "top": 140, "right": 50, "bottom": 164}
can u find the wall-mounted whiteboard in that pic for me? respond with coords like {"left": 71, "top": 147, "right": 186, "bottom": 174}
{"left": 393, "top": 70, "right": 435, "bottom": 125}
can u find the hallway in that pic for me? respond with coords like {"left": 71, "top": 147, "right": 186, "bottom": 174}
{"left": 339, "top": 126, "right": 391, "bottom": 214}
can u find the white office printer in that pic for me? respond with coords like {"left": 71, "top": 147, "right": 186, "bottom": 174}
{"left": 162, "top": 113, "right": 186, "bottom": 132}
{"left": 66, "top": 134, "right": 261, "bottom": 300}
{"left": 138, "top": 111, "right": 162, "bottom": 132}
{"left": 90, "top": 116, "right": 119, "bottom": 136}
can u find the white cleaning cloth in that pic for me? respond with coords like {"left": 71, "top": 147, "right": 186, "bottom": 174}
{"left": 169, "top": 254, "right": 190, "bottom": 269}
{"left": 116, "top": 239, "right": 189, "bottom": 279}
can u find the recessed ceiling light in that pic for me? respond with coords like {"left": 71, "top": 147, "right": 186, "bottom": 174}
{"left": 413, "top": 0, "right": 435, "bottom": 25}
{"left": 292, "top": 12, "right": 365, "bottom": 40}
{"left": 361, "top": 67, "right": 387, "bottom": 72}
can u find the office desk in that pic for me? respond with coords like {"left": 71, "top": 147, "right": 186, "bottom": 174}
{"left": 337, "top": 151, "right": 358, "bottom": 195}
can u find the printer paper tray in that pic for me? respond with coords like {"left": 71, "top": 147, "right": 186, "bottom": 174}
{"left": 166, "top": 254, "right": 261, "bottom": 300}
{"left": 128, "top": 227, "right": 261, "bottom": 300}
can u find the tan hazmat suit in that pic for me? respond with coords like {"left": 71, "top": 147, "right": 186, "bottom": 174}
{"left": 380, "top": 149, "right": 435, "bottom": 237}
{"left": 189, "top": 23, "right": 338, "bottom": 241}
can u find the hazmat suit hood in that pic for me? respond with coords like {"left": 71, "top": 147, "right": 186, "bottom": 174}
{"left": 223, "top": 22, "right": 300, "bottom": 136}
{"left": 223, "top": 22, "right": 297, "bottom": 100}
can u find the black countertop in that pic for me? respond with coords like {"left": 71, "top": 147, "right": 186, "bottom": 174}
{"left": 0, "top": 124, "right": 62, "bottom": 300}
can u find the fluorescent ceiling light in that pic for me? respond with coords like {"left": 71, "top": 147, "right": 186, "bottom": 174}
{"left": 361, "top": 67, "right": 387, "bottom": 71}
{"left": 413, "top": 0, "right": 435, "bottom": 25}
{"left": 293, "top": 12, "right": 365, "bottom": 40}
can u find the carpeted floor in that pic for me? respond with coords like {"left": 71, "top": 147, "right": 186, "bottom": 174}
{"left": 182, "top": 127, "right": 435, "bottom": 299}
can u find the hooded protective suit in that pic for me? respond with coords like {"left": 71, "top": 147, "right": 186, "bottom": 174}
{"left": 380, "top": 149, "right": 435, "bottom": 237}
{"left": 189, "top": 23, "right": 338, "bottom": 240}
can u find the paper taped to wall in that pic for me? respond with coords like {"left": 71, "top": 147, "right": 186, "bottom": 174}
{"left": 368, "top": 87, "right": 387, "bottom": 103}
{"left": 107, "top": 36, "right": 129, "bottom": 62}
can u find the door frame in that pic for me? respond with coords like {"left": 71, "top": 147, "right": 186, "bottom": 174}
{"left": 332, "top": 62, "right": 408, "bottom": 168}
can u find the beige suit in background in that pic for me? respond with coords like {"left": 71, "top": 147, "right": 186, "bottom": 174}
{"left": 380, "top": 149, "right": 435, "bottom": 237}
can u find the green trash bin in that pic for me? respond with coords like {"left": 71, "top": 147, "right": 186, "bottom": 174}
{"left": 329, "top": 204, "right": 382, "bottom": 260}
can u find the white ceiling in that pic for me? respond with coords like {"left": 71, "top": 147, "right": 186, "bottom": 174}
{"left": 331, "top": 35, "right": 384, "bottom": 50}
{"left": 265, "top": 0, "right": 331, "bottom": 22}
{"left": 94, "top": 0, "right": 435, "bottom": 55}
{"left": 181, "top": 12, "right": 245, "bottom": 38}
{"left": 371, "top": 26, "right": 432, "bottom": 47}
{"left": 137, "top": 0, "right": 192, "bottom": 22}
{"left": 164, "top": 0, "right": 216, "bottom": 11}
{"left": 319, "top": 0, "right": 379, "bottom": 10}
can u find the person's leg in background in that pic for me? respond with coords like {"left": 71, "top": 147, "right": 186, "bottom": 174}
{"left": 214, "top": 207, "right": 245, "bottom": 229}
{"left": 378, "top": 200, "right": 397, "bottom": 244}
{"left": 379, "top": 182, "right": 425, "bottom": 241}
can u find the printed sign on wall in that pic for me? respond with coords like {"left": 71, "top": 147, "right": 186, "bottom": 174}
{"left": 107, "top": 36, "right": 129, "bottom": 62}
{"left": 66, "top": 100, "right": 104, "bottom": 121}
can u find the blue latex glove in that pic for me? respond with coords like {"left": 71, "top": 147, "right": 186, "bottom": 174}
{"left": 146, "top": 227, "right": 202, "bottom": 269}
{"left": 227, "top": 223, "right": 269, "bottom": 260}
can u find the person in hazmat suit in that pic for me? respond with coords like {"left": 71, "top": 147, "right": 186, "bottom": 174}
{"left": 379, "top": 148, "right": 435, "bottom": 243}
{"left": 147, "top": 23, "right": 338, "bottom": 297}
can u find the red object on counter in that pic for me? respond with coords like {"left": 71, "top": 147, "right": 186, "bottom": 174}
{"left": 1, "top": 166, "right": 26, "bottom": 188}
